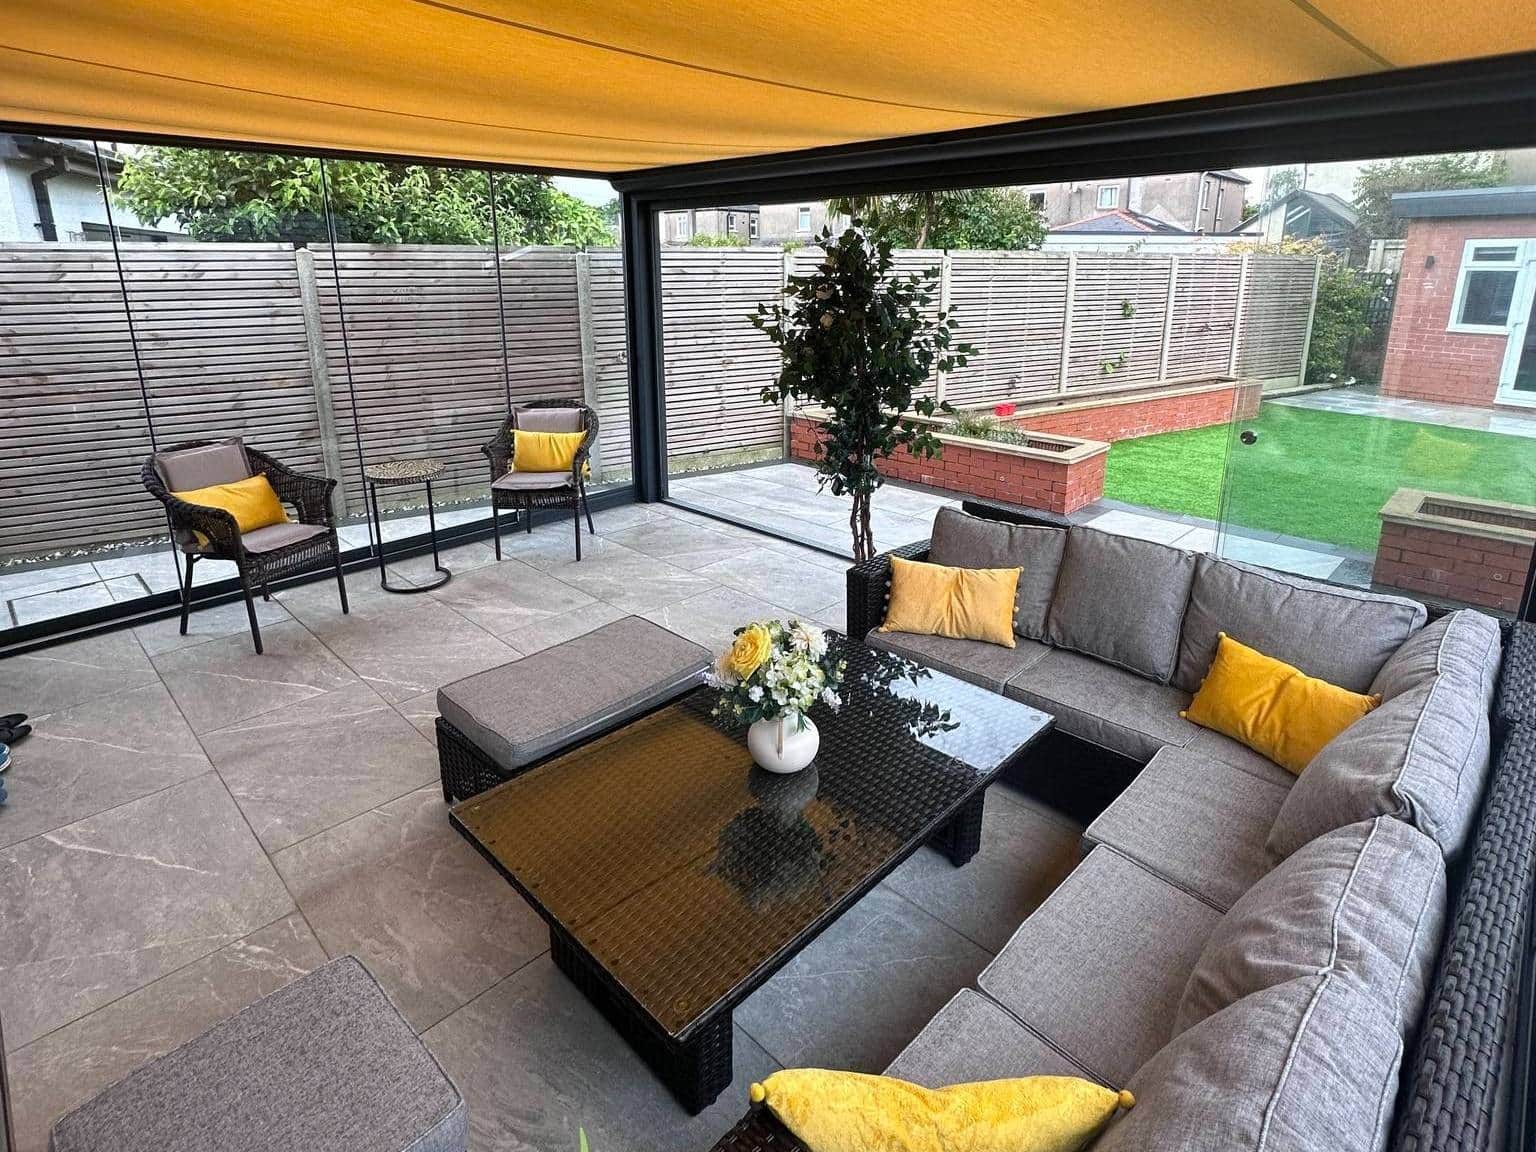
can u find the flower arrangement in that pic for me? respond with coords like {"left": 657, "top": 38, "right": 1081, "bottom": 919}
{"left": 706, "top": 619, "right": 847, "bottom": 729}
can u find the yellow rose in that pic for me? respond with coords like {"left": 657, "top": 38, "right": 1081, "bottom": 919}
{"left": 728, "top": 624, "right": 773, "bottom": 679}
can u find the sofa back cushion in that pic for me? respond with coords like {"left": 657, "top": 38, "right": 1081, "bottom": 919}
{"left": 928, "top": 507, "right": 1066, "bottom": 642}
{"left": 1173, "top": 555, "right": 1426, "bottom": 693}
{"left": 1178, "top": 816, "right": 1444, "bottom": 1036}
{"left": 1096, "top": 974, "right": 1404, "bottom": 1152}
{"left": 1045, "top": 527, "right": 1196, "bottom": 683}
{"left": 1266, "top": 611, "right": 1502, "bottom": 863}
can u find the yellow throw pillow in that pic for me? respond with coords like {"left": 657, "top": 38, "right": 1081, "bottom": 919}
{"left": 172, "top": 474, "right": 289, "bottom": 535}
{"left": 513, "top": 429, "right": 586, "bottom": 473}
{"left": 751, "top": 1068, "right": 1133, "bottom": 1152}
{"left": 881, "top": 557, "right": 1019, "bottom": 648}
{"left": 1182, "top": 632, "right": 1381, "bottom": 775}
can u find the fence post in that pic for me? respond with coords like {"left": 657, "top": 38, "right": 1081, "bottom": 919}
{"left": 1058, "top": 252, "right": 1077, "bottom": 393}
{"left": 1228, "top": 253, "right": 1252, "bottom": 377}
{"left": 1158, "top": 256, "right": 1179, "bottom": 380}
{"left": 295, "top": 246, "right": 350, "bottom": 519}
{"left": 1296, "top": 257, "right": 1324, "bottom": 388}
{"left": 935, "top": 251, "right": 953, "bottom": 407}
{"left": 575, "top": 250, "right": 602, "bottom": 483}
{"left": 780, "top": 247, "right": 793, "bottom": 458}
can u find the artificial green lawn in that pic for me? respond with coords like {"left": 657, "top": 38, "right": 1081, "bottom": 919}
{"left": 1102, "top": 404, "right": 1536, "bottom": 553}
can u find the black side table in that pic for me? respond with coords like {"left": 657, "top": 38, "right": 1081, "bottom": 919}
{"left": 363, "top": 458, "right": 451, "bottom": 594}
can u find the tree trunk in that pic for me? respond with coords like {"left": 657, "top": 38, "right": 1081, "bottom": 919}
{"left": 850, "top": 489, "right": 875, "bottom": 562}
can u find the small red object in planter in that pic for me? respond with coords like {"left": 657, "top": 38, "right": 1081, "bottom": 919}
{"left": 993, "top": 403, "right": 1016, "bottom": 418}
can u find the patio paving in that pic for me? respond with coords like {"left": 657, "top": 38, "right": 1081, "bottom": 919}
{"left": 0, "top": 501, "right": 1084, "bottom": 1152}
{"left": 1271, "top": 384, "right": 1536, "bottom": 438}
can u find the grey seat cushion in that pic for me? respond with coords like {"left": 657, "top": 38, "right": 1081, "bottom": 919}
{"left": 437, "top": 615, "right": 709, "bottom": 771}
{"left": 1046, "top": 526, "right": 1196, "bottom": 683}
{"left": 493, "top": 470, "right": 574, "bottom": 490}
{"left": 1173, "top": 555, "right": 1426, "bottom": 693}
{"left": 867, "top": 629, "right": 1052, "bottom": 693}
{"left": 1178, "top": 816, "right": 1445, "bottom": 1036}
{"left": 154, "top": 438, "right": 253, "bottom": 492}
{"left": 927, "top": 506, "right": 1066, "bottom": 641}
{"left": 241, "top": 522, "right": 330, "bottom": 554}
{"left": 884, "top": 989, "right": 1096, "bottom": 1087}
{"left": 1096, "top": 974, "right": 1405, "bottom": 1152}
{"left": 1183, "top": 727, "right": 1295, "bottom": 788}
{"left": 1084, "top": 747, "right": 1286, "bottom": 911}
{"left": 978, "top": 847, "right": 1221, "bottom": 1086}
{"left": 1266, "top": 610, "right": 1502, "bottom": 863}
{"left": 1004, "top": 649, "right": 1194, "bottom": 763}
{"left": 514, "top": 406, "right": 585, "bottom": 433}
{"left": 50, "top": 956, "right": 466, "bottom": 1152}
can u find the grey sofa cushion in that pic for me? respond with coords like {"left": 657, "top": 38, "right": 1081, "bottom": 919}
{"left": 1178, "top": 816, "right": 1445, "bottom": 1036}
{"left": 154, "top": 437, "right": 253, "bottom": 492}
{"left": 50, "top": 956, "right": 466, "bottom": 1152}
{"left": 1084, "top": 747, "right": 1286, "bottom": 911}
{"left": 1097, "top": 974, "right": 1404, "bottom": 1152}
{"left": 437, "top": 616, "right": 708, "bottom": 771}
{"left": 1184, "top": 727, "right": 1295, "bottom": 788}
{"left": 514, "top": 406, "right": 585, "bottom": 433}
{"left": 1046, "top": 527, "right": 1196, "bottom": 683}
{"left": 1266, "top": 612, "right": 1501, "bottom": 862}
{"left": 884, "top": 989, "right": 1095, "bottom": 1087}
{"left": 1370, "top": 609, "right": 1502, "bottom": 703}
{"left": 867, "top": 629, "right": 1051, "bottom": 693}
{"left": 978, "top": 847, "right": 1220, "bottom": 1086}
{"left": 1004, "top": 649, "right": 1194, "bottom": 763}
{"left": 927, "top": 507, "right": 1066, "bottom": 641}
{"left": 1173, "top": 555, "right": 1426, "bottom": 693}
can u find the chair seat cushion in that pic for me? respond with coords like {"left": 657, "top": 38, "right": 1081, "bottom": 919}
{"left": 153, "top": 438, "right": 252, "bottom": 492}
{"left": 867, "top": 628, "right": 1051, "bottom": 693}
{"left": 1004, "top": 649, "right": 1194, "bottom": 763}
{"left": 884, "top": 990, "right": 1097, "bottom": 1087}
{"left": 240, "top": 522, "right": 330, "bottom": 555}
{"left": 436, "top": 615, "right": 709, "bottom": 771}
{"left": 978, "top": 847, "right": 1221, "bottom": 1086}
{"left": 49, "top": 957, "right": 466, "bottom": 1152}
{"left": 1083, "top": 747, "right": 1287, "bottom": 911}
{"left": 493, "top": 470, "right": 574, "bottom": 491}
{"left": 515, "top": 406, "right": 585, "bottom": 433}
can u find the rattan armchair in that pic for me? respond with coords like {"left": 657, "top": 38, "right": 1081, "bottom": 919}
{"left": 142, "top": 438, "right": 348, "bottom": 654}
{"left": 483, "top": 399, "right": 598, "bottom": 561}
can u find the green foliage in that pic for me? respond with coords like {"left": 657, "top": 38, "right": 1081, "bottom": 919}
{"left": 1263, "top": 167, "right": 1303, "bottom": 208}
{"left": 116, "top": 148, "right": 615, "bottom": 246}
{"left": 685, "top": 232, "right": 748, "bottom": 247}
{"left": 752, "top": 226, "right": 971, "bottom": 560}
{"left": 1349, "top": 152, "right": 1507, "bottom": 253}
{"left": 949, "top": 411, "right": 1000, "bottom": 439}
{"left": 1230, "top": 238, "right": 1371, "bottom": 384}
{"left": 826, "top": 189, "right": 1045, "bottom": 250}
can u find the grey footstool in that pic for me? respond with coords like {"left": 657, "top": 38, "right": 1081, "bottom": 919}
{"left": 49, "top": 957, "right": 465, "bottom": 1152}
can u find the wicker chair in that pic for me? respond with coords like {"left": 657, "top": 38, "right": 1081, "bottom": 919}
{"left": 142, "top": 438, "right": 348, "bottom": 654}
{"left": 483, "top": 399, "right": 598, "bottom": 561}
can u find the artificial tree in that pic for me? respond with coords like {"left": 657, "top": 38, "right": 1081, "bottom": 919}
{"left": 751, "top": 226, "right": 970, "bottom": 561}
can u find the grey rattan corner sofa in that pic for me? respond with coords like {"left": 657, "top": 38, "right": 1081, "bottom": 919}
{"left": 713, "top": 497, "right": 1536, "bottom": 1152}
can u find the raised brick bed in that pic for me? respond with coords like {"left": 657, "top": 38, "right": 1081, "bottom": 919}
{"left": 1373, "top": 489, "right": 1536, "bottom": 613}
{"left": 988, "top": 378, "right": 1261, "bottom": 443}
{"left": 789, "top": 412, "right": 1108, "bottom": 515}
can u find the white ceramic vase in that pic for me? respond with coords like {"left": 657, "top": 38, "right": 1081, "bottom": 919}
{"left": 747, "top": 712, "right": 820, "bottom": 774}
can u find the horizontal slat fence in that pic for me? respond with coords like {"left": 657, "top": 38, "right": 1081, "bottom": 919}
{"left": 943, "top": 252, "right": 1070, "bottom": 406}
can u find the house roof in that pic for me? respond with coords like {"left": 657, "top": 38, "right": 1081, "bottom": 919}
{"left": 1392, "top": 184, "right": 1536, "bottom": 219}
{"left": 1053, "top": 209, "right": 1193, "bottom": 235}
{"left": 1253, "top": 189, "right": 1358, "bottom": 230}
{"left": 3, "top": 2, "right": 1534, "bottom": 173}
{"left": 1208, "top": 169, "right": 1252, "bottom": 184}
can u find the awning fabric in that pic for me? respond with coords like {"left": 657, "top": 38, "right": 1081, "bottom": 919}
{"left": 3, "top": 1, "right": 1532, "bottom": 174}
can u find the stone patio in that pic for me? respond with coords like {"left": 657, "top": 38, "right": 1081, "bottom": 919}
{"left": 0, "top": 500, "right": 1083, "bottom": 1152}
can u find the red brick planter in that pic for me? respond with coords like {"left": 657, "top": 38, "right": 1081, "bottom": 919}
{"left": 990, "top": 378, "right": 1261, "bottom": 443}
{"left": 789, "top": 412, "right": 1108, "bottom": 516}
{"left": 1373, "top": 489, "right": 1536, "bottom": 614}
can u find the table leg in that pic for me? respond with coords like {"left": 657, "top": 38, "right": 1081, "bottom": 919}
{"left": 369, "top": 481, "right": 390, "bottom": 588}
{"left": 927, "top": 789, "right": 986, "bottom": 866}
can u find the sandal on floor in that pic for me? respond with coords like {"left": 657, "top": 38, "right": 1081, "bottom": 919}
{"left": 0, "top": 714, "right": 25, "bottom": 728}
{"left": 0, "top": 725, "right": 29, "bottom": 745}
{"left": 0, "top": 744, "right": 10, "bottom": 774}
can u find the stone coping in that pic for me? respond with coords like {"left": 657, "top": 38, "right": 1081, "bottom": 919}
{"left": 793, "top": 408, "right": 1109, "bottom": 465}
{"left": 953, "top": 375, "right": 1242, "bottom": 419}
{"left": 1380, "top": 488, "right": 1536, "bottom": 546}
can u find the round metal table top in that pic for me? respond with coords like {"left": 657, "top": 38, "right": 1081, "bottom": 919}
{"left": 364, "top": 457, "right": 446, "bottom": 485}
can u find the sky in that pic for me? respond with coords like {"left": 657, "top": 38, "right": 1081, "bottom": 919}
{"left": 553, "top": 176, "right": 616, "bottom": 206}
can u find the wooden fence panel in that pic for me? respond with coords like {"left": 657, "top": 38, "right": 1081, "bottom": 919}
{"left": 1065, "top": 255, "right": 1173, "bottom": 391}
{"left": 1239, "top": 256, "right": 1318, "bottom": 383}
{"left": 1165, "top": 256, "right": 1242, "bottom": 379}
{"left": 942, "top": 251, "right": 1070, "bottom": 407}
{"left": 587, "top": 249, "right": 632, "bottom": 481}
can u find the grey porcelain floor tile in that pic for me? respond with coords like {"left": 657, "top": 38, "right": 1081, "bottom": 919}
{"left": 547, "top": 543, "right": 716, "bottom": 614}
{"left": 394, "top": 690, "right": 442, "bottom": 744}
{"left": 0, "top": 773, "right": 293, "bottom": 1049}
{"left": 202, "top": 681, "right": 439, "bottom": 852}
{"left": 388, "top": 540, "right": 499, "bottom": 585}
{"left": 91, "top": 548, "right": 221, "bottom": 595}
{"left": 423, "top": 956, "right": 778, "bottom": 1152}
{"left": 272, "top": 787, "right": 547, "bottom": 1033}
{"left": 755, "top": 536, "right": 855, "bottom": 574}
{"left": 488, "top": 525, "right": 627, "bottom": 571}
{"left": 7, "top": 913, "right": 326, "bottom": 1152}
{"left": 607, "top": 518, "right": 760, "bottom": 571}
{"left": 586, "top": 503, "right": 668, "bottom": 534}
{"left": 9, "top": 576, "right": 147, "bottom": 627}
{"left": 643, "top": 586, "right": 788, "bottom": 653}
{"left": 695, "top": 547, "right": 850, "bottom": 619}
{"left": 427, "top": 557, "right": 597, "bottom": 638}
{"left": 0, "top": 630, "right": 158, "bottom": 714}
{"left": 884, "top": 789, "right": 1082, "bottom": 953}
{"left": 0, "top": 682, "right": 211, "bottom": 849}
{"left": 132, "top": 596, "right": 293, "bottom": 657}
{"left": 0, "top": 562, "right": 100, "bottom": 600}
{"left": 734, "top": 883, "right": 990, "bottom": 1072}
{"left": 272, "top": 569, "right": 389, "bottom": 628}
{"left": 152, "top": 619, "right": 359, "bottom": 735}
{"left": 499, "top": 600, "right": 630, "bottom": 656}
{"left": 303, "top": 594, "right": 519, "bottom": 703}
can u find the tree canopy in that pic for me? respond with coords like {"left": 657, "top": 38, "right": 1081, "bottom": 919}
{"left": 826, "top": 188, "right": 1046, "bottom": 250}
{"left": 1349, "top": 152, "right": 1508, "bottom": 252}
{"left": 117, "top": 149, "right": 614, "bottom": 247}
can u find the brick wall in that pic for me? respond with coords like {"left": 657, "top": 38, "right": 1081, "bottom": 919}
{"left": 1373, "top": 519, "right": 1532, "bottom": 613}
{"left": 789, "top": 415, "right": 1107, "bottom": 515}
{"left": 1005, "top": 380, "right": 1261, "bottom": 442}
{"left": 1379, "top": 218, "right": 1536, "bottom": 407}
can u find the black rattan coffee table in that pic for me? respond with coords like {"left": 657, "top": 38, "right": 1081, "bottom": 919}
{"left": 450, "top": 635, "right": 1052, "bottom": 1113}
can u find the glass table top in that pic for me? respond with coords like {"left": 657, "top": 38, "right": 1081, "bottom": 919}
{"left": 451, "top": 635, "right": 1052, "bottom": 1039}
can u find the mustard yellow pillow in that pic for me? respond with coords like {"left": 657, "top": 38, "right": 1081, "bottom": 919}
{"left": 1182, "top": 632, "right": 1381, "bottom": 775}
{"left": 172, "top": 474, "right": 289, "bottom": 535}
{"left": 881, "top": 556, "right": 1018, "bottom": 648}
{"left": 513, "top": 429, "right": 586, "bottom": 473}
{"left": 751, "top": 1068, "right": 1133, "bottom": 1152}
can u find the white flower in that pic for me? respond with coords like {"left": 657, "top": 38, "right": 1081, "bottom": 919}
{"left": 747, "top": 685, "right": 763, "bottom": 702}
{"left": 821, "top": 687, "right": 842, "bottom": 710}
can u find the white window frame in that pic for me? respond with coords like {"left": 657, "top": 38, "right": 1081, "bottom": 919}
{"left": 748, "top": 215, "right": 759, "bottom": 240}
{"left": 796, "top": 205, "right": 813, "bottom": 231}
{"left": 1448, "top": 237, "right": 1527, "bottom": 335}
{"left": 1096, "top": 185, "right": 1119, "bottom": 210}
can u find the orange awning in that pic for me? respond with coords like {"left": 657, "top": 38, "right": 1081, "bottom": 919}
{"left": 3, "top": 1, "right": 1532, "bottom": 173}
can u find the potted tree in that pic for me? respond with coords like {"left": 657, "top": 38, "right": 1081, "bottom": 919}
{"left": 752, "top": 226, "right": 969, "bottom": 561}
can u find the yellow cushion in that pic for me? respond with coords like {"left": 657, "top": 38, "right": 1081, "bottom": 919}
{"left": 751, "top": 1069, "right": 1133, "bottom": 1152}
{"left": 172, "top": 474, "right": 289, "bottom": 535}
{"left": 880, "top": 556, "right": 1018, "bottom": 648}
{"left": 1182, "top": 632, "right": 1381, "bottom": 775}
{"left": 513, "top": 429, "right": 586, "bottom": 473}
